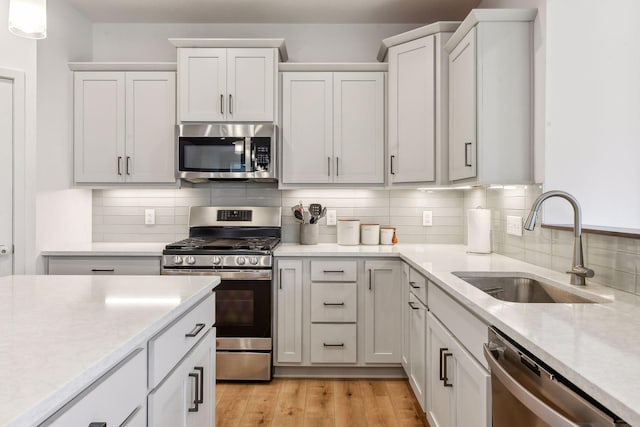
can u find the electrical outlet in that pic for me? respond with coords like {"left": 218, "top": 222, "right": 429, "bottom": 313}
{"left": 326, "top": 210, "right": 337, "bottom": 226}
{"left": 145, "top": 209, "right": 156, "bottom": 225}
{"left": 506, "top": 215, "right": 523, "bottom": 236}
{"left": 422, "top": 211, "right": 433, "bottom": 226}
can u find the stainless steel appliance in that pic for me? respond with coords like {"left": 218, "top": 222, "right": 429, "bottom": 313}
{"left": 162, "top": 206, "right": 281, "bottom": 381}
{"left": 177, "top": 123, "right": 276, "bottom": 183}
{"left": 484, "top": 326, "right": 629, "bottom": 426}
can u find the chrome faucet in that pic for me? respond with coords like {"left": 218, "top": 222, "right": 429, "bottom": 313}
{"left": 523, "top": 190, "right": 594, "bottom": 285}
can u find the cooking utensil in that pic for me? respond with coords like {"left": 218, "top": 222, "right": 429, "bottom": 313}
{"left": 319, "top": 207, "right": 327, "bottom": 219}
{"left": 293, "top": 209, "right": 304, "bottom": 223}
{"left": 309, "top": 203, "right": 322, "bottom": 218}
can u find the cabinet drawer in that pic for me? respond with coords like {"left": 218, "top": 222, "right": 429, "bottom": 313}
{"left": 310, "top": 324, "right": 357, "bottom": 363}
{"left": 47, "top": 256, "right": 160, "bottom": 275}
{"left": 430, "top": 283, "right": 488, "bottom": 369}
{"left": 42, "top": 348, "right": 146, "bottom": 426}
{"left": 148, "top": 293, "right": 215, "bottom": 388}
{"left": 310, "top": 282, "right": 357, "bottom": 322}
{"left": 409, "top": 267, "right": 427, "bottom": 304}
{"left": 310, "top": 260, "right": 357, "bottom": 282}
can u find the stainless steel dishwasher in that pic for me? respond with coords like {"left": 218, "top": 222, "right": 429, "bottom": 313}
{"left": 484, "top": 326, "right": 629, "bottom": 427}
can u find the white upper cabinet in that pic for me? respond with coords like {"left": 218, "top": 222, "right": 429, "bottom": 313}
{"left": 74, "top": 70, "right": 176, "bottom": 185}
{"left": 281, "top": 71, "right": 384, "bottom": 185}
{"left": 446, "top": 9, "right": 536, "bottom": 184}
{"left": 178, "top": 48, "right": 275, "bottom": 122}
{"left": 385, "top": 24, "right": 457, "bottom": 186}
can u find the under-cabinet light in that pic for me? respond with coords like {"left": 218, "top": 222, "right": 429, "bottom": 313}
{"left": 105, "top": 297, "right": 182, "bottom": 306}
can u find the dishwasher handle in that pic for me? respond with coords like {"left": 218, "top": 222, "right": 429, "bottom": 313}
{"left": 483, "top": 344, "right": 580, "bottom": 427}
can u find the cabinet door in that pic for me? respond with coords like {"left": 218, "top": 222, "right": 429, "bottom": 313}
{"left": 276, "top": 260, "right": 303, "bottom": 362}
{"left": 74, "top": 72, "right": 125, "bottom": 183}
{"left": 333, "top": 72, "right": 384, "bottom": 184}
{"left": 427, "top": 313, "right": 454, "bottom": 427}
{"left": 388, "top": 36, "right": 436, "bottom": 184}
{"left": 187, "top": 329, "right": 215, "bottom": 427}
{"left": 408, "top": 292, "right": 427, "bottom": 412}
{"left": 227, "top": 48, "right": 275, "bottom": 122}
{"left": 449, "top": 28, "right": 477, "bottom": 181}
{"left": 125, "top": 72, "right": 176, "bottom": 183}
{"left": 451, "top": 336, "right": 490, "bottom": 427}
{"left": 364, "top": 260, "right": 402, "bottom": 363}
{"left": 178, "top": 48, "right": 226, "bottom": 122}
{"left": 281, "top": 72, "right": 333, "bottom": 184}
{"left": 401, "top": 263, "right": 410, "bottom": 372}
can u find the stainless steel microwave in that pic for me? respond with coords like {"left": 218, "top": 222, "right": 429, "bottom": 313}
{"left": 177, "top": 123, "right": 276, "bottom": 182}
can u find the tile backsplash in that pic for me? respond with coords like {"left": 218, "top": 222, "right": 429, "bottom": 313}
{"left": 92, "top": 184, "right": 464, "bottom": 244}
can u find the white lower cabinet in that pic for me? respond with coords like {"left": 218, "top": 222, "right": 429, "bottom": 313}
{"left": 276, "top": 259, "right": 303, "bottom": 363}
{"left": 408, "top": 292, "right": 427, "bottom": 412}
{"left": 426, "top": 312, "right": 490, "bottom": 427}
{"left": 148, "top": 329, "right": 215, "bottom": 427}
{"left": 401, "top": 263, "right": 410, "bottom": 372}
{"left": 47, "top": 256, "right": 160, "bottom": 275}
{"left": 310, "top": 323, "right": 357, "bottom": 363}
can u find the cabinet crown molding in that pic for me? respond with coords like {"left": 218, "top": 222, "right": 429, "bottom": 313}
{"left": 169, "top": 38, "right": 288, "bottom": 61}
{"left": 68, "top": 62, "right": 177, "bottom": 71}
{"left": 377, "top": 21, "right": 461, "bottom": 62}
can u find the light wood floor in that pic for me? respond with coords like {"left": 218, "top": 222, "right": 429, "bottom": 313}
{"left": 216, "top": 378, "right": 430, "bottom": 427}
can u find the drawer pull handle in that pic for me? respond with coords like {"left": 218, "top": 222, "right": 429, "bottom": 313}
{"left": 408, "top": 301, "right": 420, "bottom": 310}
{"left": 443, "top": 352, "right": 454, "bottom": 387}
{"left": 188, "top": 372, "right": 200, "bottom": 412}
{"left": 323, "top": 270, "right": 345, "bottom": 273}
{"left": 88, "top": 423, "right": 107, "bottom": 427}
{"left": 409, "top": 281, "right": 420, "bottom": 289}
{"left": 439, "top": 347, "right": 448, "bottom": 381}
{"left": 195, "top": 366, "right": 204, "bottom": 404}
{"left": 185, "top": 323, "right": 206, "bottom": 338}
{"left": 323, "top": 302, "right": 345, "bottom": 306}
{"left": 323, "top": 343, "right": 345, "bottom": 347}
{"left": 91, "top": 269, "right": 115, "bottom": 273}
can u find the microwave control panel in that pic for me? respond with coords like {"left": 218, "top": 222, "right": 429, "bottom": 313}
{"left": 253, "top": 138, "right": 271, "bottom": 171}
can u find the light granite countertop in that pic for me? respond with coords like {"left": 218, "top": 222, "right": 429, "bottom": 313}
{"left": 275, "top": 243, "right": 640, "bottom": 425}
{"left": 0, "top": 275, "right": 220, "bottom": 427}
{"left": 41, "top": 242, "right": 166, "bottom": 257}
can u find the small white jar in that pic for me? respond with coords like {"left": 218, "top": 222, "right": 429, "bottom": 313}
{"left": 360, "top": 224, "right": 380, "bottom": 245}
{"left": 380, "top": 226, "right": 395, "bottom": 245}
{"left": 337, "top": 219, "right": 360, "bottom": 245}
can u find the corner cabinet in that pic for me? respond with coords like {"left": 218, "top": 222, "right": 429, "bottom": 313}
{"left": 177, "top": 48, "right": 276, "bottom": 122}
{"left": 280, "top": 71, "right": 385, "bottom": 185}
{"left": 446, "top": 9, "right": 537, "bottom": 184}
{"left": 73, "top": 70, "right": 176, "bottom": 184}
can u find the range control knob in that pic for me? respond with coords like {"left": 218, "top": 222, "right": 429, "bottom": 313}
{"left": 236, "top": 256, "right": 246, "bottom": 266}
{"left": 173, "top": 255, "right": 183, "bottom": 265}
{"left": 212, "top": 256, "right": 222, "bottom": 265}
{"left": 185, "top": 255, "right": 196, "bottom": 265}
{"left": 249, "top": 257, "right": 259, "bottom": 265}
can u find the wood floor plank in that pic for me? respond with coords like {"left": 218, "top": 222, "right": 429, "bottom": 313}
{"left": 237, "top": 379, "right": 283, "bottom": 426}
{"left": 303, "top": 379, "right": 335, "bottom": 427}
{"left": 385, "top": 379, "right": 429, "bottom": 427}
{"left": 358, "top": 379, "right": 400, "bottom": 427}
{"left": 334, "top": 379, "right": 366, "bottom": 427}
{"left": 216, "top": 383, "right": 255, "bottom": 427}
{"left": 271, "top": 378, "right": 308, "bottom": 426}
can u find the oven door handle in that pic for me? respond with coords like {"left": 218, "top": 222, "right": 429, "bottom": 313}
{"left": 483, "top": 344, "right": 580, "bottom": 427}
{"left": 162, "top": 269, "right": 272, "bottom": 280}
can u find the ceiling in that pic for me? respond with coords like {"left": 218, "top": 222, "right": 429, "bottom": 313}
{"left": 65, "top": 0, "right": 482, "bottom": 24}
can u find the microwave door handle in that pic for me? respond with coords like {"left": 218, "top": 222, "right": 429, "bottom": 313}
{"left": 245, "top": 138, "right": 252, "bottom": 172}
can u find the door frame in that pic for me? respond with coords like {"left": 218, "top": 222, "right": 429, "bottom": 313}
{"left": 0, "top": 68, "right": 26, "bottom": 274}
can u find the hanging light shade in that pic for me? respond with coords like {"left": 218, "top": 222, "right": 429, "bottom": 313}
{"left": 8, "top": 0, "right": 47, "bottom": 39}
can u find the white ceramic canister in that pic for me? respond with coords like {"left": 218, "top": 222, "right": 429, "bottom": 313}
{"left": 337, "top": 219, "right": 360, "bottom": 245}
{"left": 360, "top": 224, "right": 380, "bottom": 245}
{"left": 380, "top": 226, "right": 395, "bottom": 245}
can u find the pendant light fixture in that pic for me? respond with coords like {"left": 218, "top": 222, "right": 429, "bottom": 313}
{"left": 8, "top": 0, "right": 47, "bottom": 39}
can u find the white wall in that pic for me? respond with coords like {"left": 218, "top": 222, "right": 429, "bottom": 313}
{"left": 477, "top": 0, "right": 546, "bottom": 183}
{"left": 0, "top": 0, "right": 38, "bottom": 273}
{"left": 91, "top": 23, "right": 419, "bottom": 62}
{"left": 544, "top": 0, "right": 640, "bottom": 228}
{"left": 35, "top": 0, "right": 93, "bottom": 272}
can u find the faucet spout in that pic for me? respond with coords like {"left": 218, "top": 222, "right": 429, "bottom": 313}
{"left": 523, "top": 190, "right": 594, "bottom": 285}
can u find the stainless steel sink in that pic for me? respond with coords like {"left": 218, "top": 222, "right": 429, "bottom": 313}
{"left": 452, "top": 273, "right": 599, "bottom": 303}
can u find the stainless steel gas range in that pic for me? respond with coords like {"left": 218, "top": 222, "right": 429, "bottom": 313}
{"left": 162, "top": 206, "right": 281, "bottom": 381}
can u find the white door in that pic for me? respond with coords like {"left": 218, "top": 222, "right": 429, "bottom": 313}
{"left": 451, "top": 337, "right": 490, "bottom": 427}
{"left": 276, "top": 259, "right": 303, "bottom": 363}
{"left": 178, "top": 48, "right": 226, "bottom": 122}
{"left": 226, "top": 48, "right": 275, "bottom": 122}
{"left": 427, "top": 312, "right": 454, "bottom": 427}
{"left": 388, "top": 36, "right": 436, "bottom": 184}
{"left": 0, "top": 77, "right": 13, "bottom": 276}
{"left": 125, "top": 72, "right": 176, "bottom": 183}
{"left": 449, "top": 28, "right": 477, "bottom": 181}
{"left": 281, "top": 72, "right": 333, "bottom": 184}
{"left": 333, "top": 72, "right": 384, "bottom": 184}
{"left": 408, "top": 292, "right": 427, "bottom": 412}
{"left": 401, "top": 264, "right": 410, "bottom": 372}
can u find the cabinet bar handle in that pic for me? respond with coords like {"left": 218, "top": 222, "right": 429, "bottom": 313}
{"left": 323, "top": 270, "right": 344, "bottom": 273}
{"left": 390, "top": 155, "right": 396, "bottom": 175}
{"left": 408, "top": 301, "right": 419, "bottom": 310}
{"left": 443, "top": 352, "right": 453, "bottom": 387}
{"left": 220, "top": 94, "right": 224, "bottom": 114}
{"left": 323, "top": 343, "right": 345, "bottom": 347}
{"left": 439, "top": 347, "right": 448, "bottom": 381}
{"left": 279, "top": 269, "right": 282, "bottom": 289}
{"left": 126, "top": 156, "right": 131, "bottom": 175}
{"left": 88, "top": 423, "right": 107, "bottom": 427}
{"left": 327, "top": 157, "right": 331, "bottom": 176}
{"left": 464, "top": 142, "right": 472, "bottom": 167}
{"left": 91, "top": 268, "right": 115, "bottom": 272}
{"left": 369, "top": 269, "right": 373, "bottom": 290}
{"left": 323, "top": 302, "right": 345, "bottom": 306}
{"left": 188, "top": 372, "right": 199, "bottom": 412}
{"left": 195, "top": 366, "right": 204, "bottom": 404}
{"left": 409, "top": 281, "right": 420, "bottom": 289}
{"left": 229, "top": 94, "right": 233, "bottom": 114}
{"left": 185, "top": 323, "right": 206, "bottom": 338}
{"left": 336, "top": 157, "right": 339, "bottom": 176}
{"left": 117, "top": 156, "right": 122, "bottom": 175}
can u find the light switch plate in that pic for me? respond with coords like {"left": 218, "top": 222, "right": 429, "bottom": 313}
{"left": 506, "top": 215, "right": 523, "bottom": 236}
{"left": 422, "top": 211, "right": 433, "bottom": 226}
{"left": 326, "top": 210, "right": 337, "bottom": 226}
{"left": 145, "top": 209, "right": 156, "bottom": 225}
